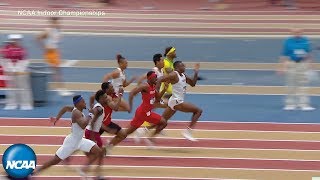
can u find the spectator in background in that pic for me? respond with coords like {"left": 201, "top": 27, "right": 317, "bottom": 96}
{"left": 278, "top": 28, "right": 314, "bottom": 111}
{"left": 1, "top": 34, "right": 33, "bottom": 110}
{"left": 37, "top": 17, "right": 73, "bottom": 96}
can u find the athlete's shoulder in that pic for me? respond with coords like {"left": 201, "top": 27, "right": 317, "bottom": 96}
{"left": 71, "top": 108, "right": 81, "bottom": 117}
{"left": 140, "top": 82, "right": 150, "bottom": 91}
{"left": 164, "top": 59, "right": 172, "bottom": 67}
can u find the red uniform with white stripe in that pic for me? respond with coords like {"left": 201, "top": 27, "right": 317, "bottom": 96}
{"left": 130, "top": 83, "right": 161, "bottom": 128}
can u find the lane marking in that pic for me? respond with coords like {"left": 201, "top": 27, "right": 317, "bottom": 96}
{"left": 1, "top": 125, "right": 320, "bottom": 133}
{"left": 1, "top": 117, "right": 320, "bottom": 125}
{"left": 1, "top": 143, "right": 320, "bottom": 152}
{"left": 1, "top": 153, "right": 319, "bottom": 162}
{"left": 1, "top": 30, "right": 319, "bottom": 38}
{"left": 61, "top": 60, "right": 79, "bottom": 67}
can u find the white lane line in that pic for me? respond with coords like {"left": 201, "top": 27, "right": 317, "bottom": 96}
{"left": 1, "top": 143, "right": 320, "bottom": 152}
{"left": 1, "top": 30, "right": 319, "bottom": 38}
{"left": 2, "top": 117, "right": 320, "bottom": 125}
{"left": 61, "top": 60, "right": 79, "bottom": 67}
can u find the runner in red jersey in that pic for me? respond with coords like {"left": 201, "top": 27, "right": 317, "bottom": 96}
{"left": 106, "top": 71, "right": 168, "bottom": 149}
{"left": 96, "top": 82, "right": 127, "bottom": 144}
{"left": 89, "top": 82, "right": 125, "bottom": 135}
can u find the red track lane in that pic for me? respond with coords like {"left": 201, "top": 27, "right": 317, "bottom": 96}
{"left": 1, "top": 24, "right": 320, "bottom": 33}
{"left": 1, "top": 119, "right": 320, "bottom": 132}
{"left": 2, "top": 155, "right": 320, "bottom": 171}
{"left": 1, "top": 136, "right": 320, "bottom": 150}
{"left": 3, "top": 7, "right": 320, "bottom": 15}
{"left": 5, "top": 0, "right": 320, "bottom": 12}
{"left": 5, "top": 15, "right": 320, "bottom": 24}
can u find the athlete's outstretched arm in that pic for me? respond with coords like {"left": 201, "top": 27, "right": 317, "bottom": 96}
{"left": 103, "top": 69, "right": 120, "bottom": 82}
{"left": 89, "top": 94, "right": 95, "bottom": 110}
{"left": 136, "top": 73, "right": 147, "bottom": 85}
{"left": 128, "top": 84, "right": 148, "bottom": 113}
{"left": 107, "top": 88, "right": 124, "bottom": 111}
{"left": 123, "top": 76, "right": 137, "bottom": 87}
{"left": 156, "top": 72, "right": 177, "bottom": 90}
{"left": 186, "top": 63, "right": 200, "bottom": 87}
{"left": 50, "top": 105, "right": 74, "bottom": 125}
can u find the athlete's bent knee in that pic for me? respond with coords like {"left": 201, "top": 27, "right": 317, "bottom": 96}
{"left": 117, "top": 130, "right": 127, "bottom": 139}
{"left": 91, "top": 145, "right": 102, "bottom": 157}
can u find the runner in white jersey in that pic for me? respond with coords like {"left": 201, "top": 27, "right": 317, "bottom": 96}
{"left": 84, "top": 90, "right": 111, "bottom": 179}
{"left": 85, "top": 90, "right": 106, "bottom": 148}
{"left": 157, "top": 61, "right": 202, "bottom": 141}
{"left": 33, "top": 95, "right": 102, "bottom": 177}
{"left": 103, "top": 54, "right": 136, "bottom": 112}
{"left": 37, "top": 17, "right": 72, "bottom": 96}
{"left": 137, "top": 53, "right": 165, "bottom": 90}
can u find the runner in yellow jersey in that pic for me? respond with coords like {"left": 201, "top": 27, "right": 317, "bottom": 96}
{"left": 161, "top": 46, "right": 177, "bottom": 100}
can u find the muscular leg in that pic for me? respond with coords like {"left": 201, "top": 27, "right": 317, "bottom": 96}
{"left": 150, "top": 117, "right": 167, "bottom": 138}
{"left": 108, "top": 125, "right": 138, "bottom": 147}
{"left": 174, "top": 102, "right": 202, "bottom": 129}
{"left": 162, "top": 107, "right": 176, "bottom": 122}
{"left": 33, "top": 155, "right": 62, "bottom": 175}
{"left": 81, "top": 144, "right": 102, "bottom": 173}
{"left": 95, "top": 146, "right": 105, "bottom": 178}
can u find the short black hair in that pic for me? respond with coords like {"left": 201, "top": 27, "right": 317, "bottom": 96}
{"left": 95, "top": 90, "right": 105, "bottom": 102}
{"left": 153, "top": 53, "right": 162, "bottom": 65}
{"left": 101, "top": 82, "right": 110, "bottom": 91}
{"left": 173, "top": 61, "right": 182, "bottom": 69}
{"left": 164, "top": 46, "right": 173, "bottom": 56}
{"left": 147, "top": 71, "right": 155, "bottom": 77}
{"left": 73, "top": 95, "right": 81, "bottom": 103}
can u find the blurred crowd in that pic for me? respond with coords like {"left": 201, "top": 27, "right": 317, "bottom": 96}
{"left": 0, "top": 34, "right": 33, "bottom": 110}
{"left": 269, "top": 0, "right": 296, "bottom": 9}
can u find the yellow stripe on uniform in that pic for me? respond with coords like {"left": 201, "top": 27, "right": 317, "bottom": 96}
{"left": 161, "top": 57, "right": 174, "bottom": 94}
{"left": 141, "top": 121, "right": 152, "bottom": 127}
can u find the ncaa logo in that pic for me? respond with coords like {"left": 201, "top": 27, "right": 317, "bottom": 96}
{"left": 2, "top": 144, "right": 37, "bottom": 178}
